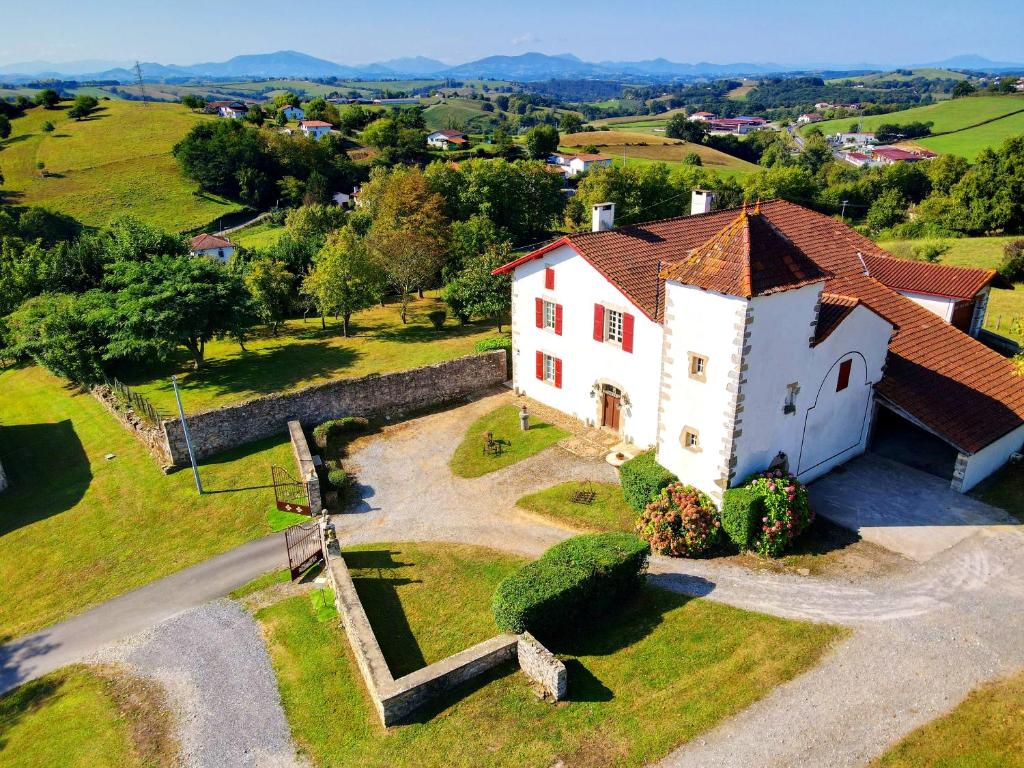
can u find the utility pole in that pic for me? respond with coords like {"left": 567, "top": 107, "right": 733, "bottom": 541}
{"left": 172, "top": 376, "right": 203, "bottom": 494}
{"left": 840, "top": 199, "right": 849, "bottom": 221}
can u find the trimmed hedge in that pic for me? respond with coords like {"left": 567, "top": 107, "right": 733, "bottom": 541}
{"left": 721, "top": 487, "right": 764, "bottom": 551}
{"left": 492, "top": 532, "right": 650, "bottom": 637}
{"left": 427, "top": 309, "right": 447, "bottom": 330}
{"left": 475, "top": 336, "right": 512, "bottom": 378}
{"left": 327, "top": 466, "right": 349, "bottom": 491}
{"left": 312, "top": 416, "right": 370, "bottom": 449}
{"left": 620, "top": 451, "right": 677, "bottom": 513}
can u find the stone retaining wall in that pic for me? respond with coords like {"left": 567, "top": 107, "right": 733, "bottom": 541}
{"left": 91, "top": 385, "right": 175, "bottom": 469}
{"left": 163, "top": 351, "right": 507, "bottom": 466}
{"left": 287, "top": 420, "right": 322, "bottom": 513}
{"left": 323, "top": 538, "right": 565, "bottom": 726}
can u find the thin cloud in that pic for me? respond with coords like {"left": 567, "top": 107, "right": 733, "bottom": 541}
{"left": 511, "top": 33, "right": 541, "bottom": 46}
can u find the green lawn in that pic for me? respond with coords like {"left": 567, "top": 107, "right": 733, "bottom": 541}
{"left": 449, "top": 405, "right": 568, "bottom": 478}
{"left": 560, "top": 130, "right": 760, "bottom": 175}
{"left": 875, "top": 236, "right": 1024, "bottom": 344}
{"left": 0, "top": 100, "right": 243, "bottom": 231}
{"left": 257, "top": 541, "right": 844, "bottom": 768}
{"left": 917, "top": 110, "right": 1024, "bottom": 160}
{"left": 517, "top": 481, "right": 636, "bottom": 533}
{"left": 871, "top": 670, "right": 1024, "bottom": 768}
{"left": 0, "top": 664, "right": 175, "bottom": 768}
{"left": 232, "top": 221, "right": 286, "bottom": 250}
{"left": 0, "top": 365, "right": 294, "bottom": 638}
{"left": 805, "top": 94, "right": 1024, "bottom": 138}
{"left": 119, "top": 294, "right": 504, "bottom": 415}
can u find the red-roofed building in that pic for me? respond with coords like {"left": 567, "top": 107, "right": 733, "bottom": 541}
{"left": 689, "top": 111, "right": 716, "bottom": 121}
{"left": 190, "top": 233, "right": 236, "bottom": 264}
{"left": 299, "top": 120, "right": 333, "bottom": 140}
{"left": 494, "top": 197, "right": 1024, "bottom": 498}
{"left": 871, "top": 146, "right": 938, "bottom": 164}
{"left": 427, "top": 129, "right": 468, "bottom": 150}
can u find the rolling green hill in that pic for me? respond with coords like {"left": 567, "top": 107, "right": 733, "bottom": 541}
{"left": 826, "top": 68, "right": 968, "bottom": 85}
{"left": 0, "top": 100, "right": 242, "bottom": 232}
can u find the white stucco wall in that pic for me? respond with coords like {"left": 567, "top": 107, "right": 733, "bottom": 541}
{"left": 897, "top": 290, "right": 956, "bottom": 322}
{"left": 732, "top": 285, "right": 893, "bottom": 486}
{"left": 655, "top": 283, "right": 748, "bottom": 501}
{"left": 958, "top": 423, "right": 1024, "bottom": 492}
{"left": 510, "top": 244, "right": 663, "bottom": 447}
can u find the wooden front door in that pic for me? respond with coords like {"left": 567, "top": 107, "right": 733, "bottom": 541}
{"left": 601, "top": 392, "right": 621, "bottom": 431}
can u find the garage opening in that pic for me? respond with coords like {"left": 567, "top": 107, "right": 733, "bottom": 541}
{"left": 870, "top": 403, "right": 959, "bottom": 480}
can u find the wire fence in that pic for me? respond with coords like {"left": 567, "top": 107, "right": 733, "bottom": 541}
{"left": 991, "top": 315, "right": 1024, "bottom": 339}
{"left": 102, "top": 375, "right": 165, "bottom": 427}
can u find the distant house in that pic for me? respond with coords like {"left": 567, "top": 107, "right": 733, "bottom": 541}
{"left": 814, "top": 102, "right": 833, "bottom": 110}
{"left": 281, "top": 105, "right": 305, "bottom": 121}
{"left": 833, "top": 131, "right": 876, "bottom": 146}
{"left": 332, "top": 190, "right": 355, "bottom": 207}
{"left": 872, "top": 146, "right": 937, "bottom": 164}
{"left": 688, "top": 111, "right": 716, "bottom": 122}
{"left": 206, "top": 100, "right": 248, "bottom": 119}
{"left": 706, "top": 117, "right": 767, "bottom": 135}
{"left": 427, "top": 129, "right": 468, "bottom": 150}
{"left": 842, "top": 151, "right": 877, "bottom": 168}
{"left": 797, "top": 112, "right": 824, "bottom": 124}
{"left": 299, "top": 120, "right": 333, "bottom": 140}
{"left": 190, "top": 234, "right": 236, "bottom": 264}
{"left": 550, "top": 152, "right": 613, "bottom": 178}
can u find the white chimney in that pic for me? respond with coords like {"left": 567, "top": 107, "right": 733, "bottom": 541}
{"left": 691, "top": 189, "right": 715, "bottom": 215}
{"left": 592, "top": 202, "right": 615, "bottom": 232}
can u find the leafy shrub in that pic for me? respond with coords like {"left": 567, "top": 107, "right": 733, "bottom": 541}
{"left": 998, "top": 239, "right": 1024, "bottom": 283}
{"left": 327, "top": 465, "right": 349, "bottom": 491}
{"left": 312, "top": 416, "right": 371, "bottom": 449}
{"left": 745, "top": 471, "right": 813, "bottom": 557}
{"left": 427, "top": 309, "right": 447, "bottom": 330}
{"left": 636, "top": 482, "right": 721, "bottom": 557}
{"left": 619, "top": 451, "right": 677, "bottom": 513}
{"left": 492, "top": 532, "right": 650, "bottom": 637}
{"left": 475, "top": 336, "right": 512, "bottom": 378}
{"left": 721, "top": 487, "right": 764, "bottom": 551}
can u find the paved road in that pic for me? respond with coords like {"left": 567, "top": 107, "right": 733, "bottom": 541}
{"left": 0, "top": 532, "right": 287, "bottom": 695}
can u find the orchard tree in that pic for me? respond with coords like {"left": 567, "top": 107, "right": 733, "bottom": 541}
{"left": 443, "top": 243, "right": 513, "bottom": 331}
{"left": 244, "top": 257, "right": 294, "bottom": 333}
{"left": 301, "top": 225, "right": 379, "bottom": 334}
{"left": 105, "top": 255, "right": 253, "bottom": 369}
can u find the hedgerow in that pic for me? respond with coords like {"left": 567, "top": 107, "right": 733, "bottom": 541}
{"left": 619, "top": 451, "right": 677, "bottom": 513}
{"left": 312, "top": 416, "right": 370, "bottom": 449}
{"left": 474, "top": 336, "right": 512, "bottom": 378}
{"left": 721, "top": 486, "right": 765, "bottom": 551}
{"left": 491, "top": 532, "right": 650, "bottom": 637}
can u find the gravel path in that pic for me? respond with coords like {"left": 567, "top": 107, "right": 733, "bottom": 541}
{"left": 95, "top": 600, "right": 305, "bottom": 768}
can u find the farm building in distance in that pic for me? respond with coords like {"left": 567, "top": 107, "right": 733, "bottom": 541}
{"left": 281, "top": 104, "right": 305, "bottom": 120}
{"left": 549, "top": 153, "right": 614, "bottom": 178}
{"left": 427, "top": 129, "right": 468, "bottom": 149}
{"left": 299, "top": 120, "right": 333, "bottom": 140}
{"left": 189, "top": 233, "right": 236, "bottom": 264}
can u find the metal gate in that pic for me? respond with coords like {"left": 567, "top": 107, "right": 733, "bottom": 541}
{"left": 285, "top": 520, "right": 324, "bottom": 580}
{"left": 272, "top": 464, "right": 312, "bottom": 516}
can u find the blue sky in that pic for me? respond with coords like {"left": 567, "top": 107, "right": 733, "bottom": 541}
{"left": 1, "top": 0, "right": 1021, "bottom": 67}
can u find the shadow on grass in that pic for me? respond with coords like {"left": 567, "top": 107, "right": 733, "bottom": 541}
{"left": 398, "top": 661, "right": 519, "bottom": 725}
{"left": 0, "top": 420, "right": 90, "bottom": 537}
{"left": 374, "top": 321, "right": 493, "bottom": 345}
{"left": 0, "top": 668, "right": 64, "bottom": 750}
{"left": 344, "top": 549, "right": 427, "bottom": 678}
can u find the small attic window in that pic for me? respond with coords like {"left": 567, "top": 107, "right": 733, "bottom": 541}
{"left": 836, "top": 359, "right": 852, "bottom": 392}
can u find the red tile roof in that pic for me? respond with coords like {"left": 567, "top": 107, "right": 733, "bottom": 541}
{"left": 814, "top": 293, "right": 861, "bottom": 345}
{"left": 433, "top": 129, "right": 466, "bottom": 138}
{"left": 862, "top": 253, "right": 997, "bottom": 300}
{"left": 570, "top": 153, "right": 613, "bottom": 162}
{"left": 495, "top": 199, "right": 1024, "bottom": 453}
{"left": 190, "top": 233, "right": 233, "bottom": 251}
{"left": 299, "top": 120, "right": 333, "bottom": 128}
{"left": 872, "top": 146, "right": 937, "bottom": 162}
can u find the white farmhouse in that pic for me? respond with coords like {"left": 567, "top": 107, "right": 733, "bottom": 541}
{"left": 427, "top": 129, "right": 468, "bottom": 150}
{"left": 299, "top": 120, "right": 333, "bottom": 140}
{"left": 189, "top": 233, "right": 236, "bottom": 264}
{"left": 281, "top": 105, "right": 305, "bottom": 121}
{"left": 550, "top": 153, "right": 613, "bottom": 178}
{"left": 495, "top": 197, "right": 1024, "bottom": 499}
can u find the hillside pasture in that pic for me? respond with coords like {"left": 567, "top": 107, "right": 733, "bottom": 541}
{"left": 726, "top": 79, "right": 758, "bottom": 99}
{"left": 914, "top": 110, "right": 1024, "bottom": 159}
{"left": 0, "top": 100, "right": 242, "bottom": 231}
{"left": 560, "top": 130, "right": 760, "bottom": 174}
{"left": 826, "top": 68, "right": 968, "bottom": 85}
{"left": 422, "top": 98, "right": 499, "bottom": 132}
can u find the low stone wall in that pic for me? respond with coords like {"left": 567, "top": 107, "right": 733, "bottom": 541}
{"left": 91, "top": 385, "right": 175, "bottom": 469}
{"left": 287, "top": 421, "right": 322, "bottom": 514}
{"left": 323, "top": 538, "right": 564, "bottom": 726}
{"left": 163, "top": 351, "right": 507, "bottom": 466}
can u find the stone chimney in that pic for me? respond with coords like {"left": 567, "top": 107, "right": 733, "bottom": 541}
{"left": 691, "top": 189, "right": 715, "bottom": 215}
{"left": 592, "top": 202, "right": 615, "bottom": 232}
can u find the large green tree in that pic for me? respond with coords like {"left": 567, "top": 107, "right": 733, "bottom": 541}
{"left": 443, "top": 243, "right": 513, "bottom": 332}
{"left": 524, "top": 124, "right": 560, "bottom": 159}
{"left": 301, "top": 226, "right": 379, "bottom": 335}
{"left": 244, "top": 257, "right": 294, "bottom": 333}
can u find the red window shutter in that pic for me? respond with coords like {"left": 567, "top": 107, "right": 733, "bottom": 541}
{"left": 536, "top": 351, "right": 544, "bottom": 380}
{"left": 836, "top": 359, "right": 852, "bottom": 392}
{"left": 554, "top": 358, "right": 562, "bottom": 388}
{"left": 622, "top": 312, "right": 635, "bottom": 353}
{"left": 593, "top": 304, "right": 605, "bottom": 341}
{"left": 554, "top": 304, "right": 563, "bottom": 335}
{"left": 535, "top": 297, "right": 543, "bottom": 328}
{"left": 545, "top": 267, "right": 555, "bottom": 290}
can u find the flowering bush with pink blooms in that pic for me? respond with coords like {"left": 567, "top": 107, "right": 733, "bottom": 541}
{"left": 747, "top": 471, "right": 813, "bottom": 558}
{"left": 635, "top": 482, "right": 722, "bottom": 557}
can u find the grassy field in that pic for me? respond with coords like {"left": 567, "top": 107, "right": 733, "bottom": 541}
{"left": 589, "top": 107, "right": 687, "bottom": 129}
{"left": 258, "top": 541, "right": 844, "bottom": 768}
{"left": 0, "top": 100, "right": 242, "bottom": 231}
{"left": 805, "top": 95, "right": 1024, "bottom": 159}
{"left": 871, "top": 670, "right": 1024, "bottom": 768}
{"left": 827, "top": 68, "right": 968, "bottom": 85}
{"left": 560, "top": 130, "right": 760, "bottom": 174}
{"left": 516, "top": 481, "right": 636, "bottom": 532}
{"left": 0, "top": 664, "right": 175, "bottom": 768}
{"left": 726, "top": 80, "right": 757, "bottom": 100}
{"left": 0, "top": 365, "right": 294, "bottom": 638}
{"left": 875, "top": 236, "right": 1023, "bottom": 343}
{"left": 120, "top": 294, "right": 504, "bottom": 415}
{"left": 422, "top": 98, "right": 500, "bottom": 132}
{"left": 449, "top": 405, "right": 568, "bottom": 478}
{"left": 232, "top": 220, "right": 287, "bottom": 250}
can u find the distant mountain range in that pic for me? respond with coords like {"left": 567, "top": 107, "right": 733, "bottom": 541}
{"left": 1, "top": 49, "right": 1022, "bottom": 84}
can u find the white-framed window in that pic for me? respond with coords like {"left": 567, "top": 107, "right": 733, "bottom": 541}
{"left": 543, "top": 353, "right": 557, "bottom": 383}
{"left": 542, "top": 300, "right": 557, "bottom": 330}
{"left": 682, "top": 427, "right": 700, "bottom": 451}
{"left": 688, "top": 353, "right": 707, "bottom": 381}
{"left": 605, "top": 308, "right": 624, "bottom": 343}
